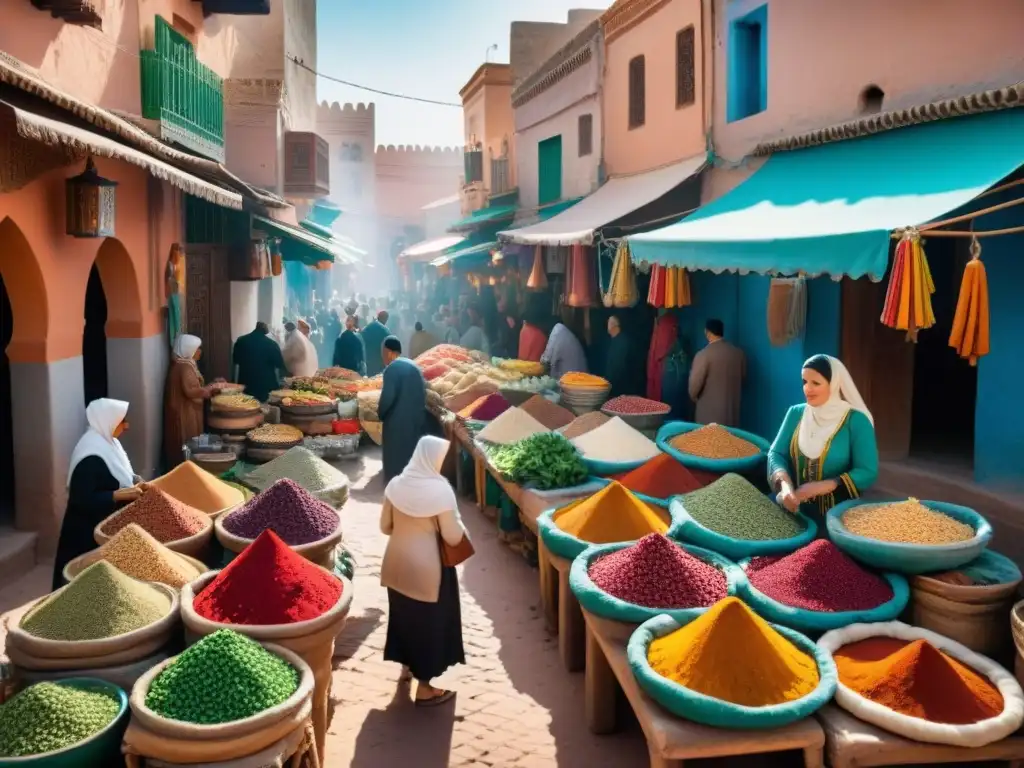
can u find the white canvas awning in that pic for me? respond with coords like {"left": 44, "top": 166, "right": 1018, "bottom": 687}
{"left": 400, "top": 234, "right": 466, "bottom": 261}
{"left": 498, "top": 154, "right": 706, "bottom": 246}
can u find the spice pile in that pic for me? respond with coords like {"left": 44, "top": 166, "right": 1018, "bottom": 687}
{"left": 490, "top": 432, "right": 588, "bottom": 490}
{"left": 602, "top": 395, "right": 670, "bottom": 416}
{"left": 211, "top": 394, "right": 260, "bottom": 412}
{"left": 520, "top": 395, "right": 575, "bottom": 430}
{"left": 247, "top": 423, "right": 304, "bottom": 445}
{"left": 560, "top": 372, "right": 610, "bottom": 389}
{"left": 669, "top": 424, "right": 760, "bottom": 459}
{"left": 477, "top": 407, "right": 549, "bottom": 445}
{"left": 458, "top": 393, "right": 511, "bottom": 421}
{"left": 151, "top": 461, "right": 245, "bottom": 514}
{"left": 647, "top": 597, "right": 820, "bottom": 707}
{"left": 571, "top": 417, "right": 660, "bottom": 463}
{"left": 195, "top": 530, "right": 343, "bottom": 624}
{"left": 0, "top": 682, "right": 121, "bottom": 757}
{"left": 560, "top": 411, "right": 610, "bottom": 440}
{"left": 834, "top": 637, "right": 1003, "bottom": 724}
{"left": 86, "top": 523, "right": 201, "bottom": 589}
{"left": 223, "top": 479, "right": 339, "bottom": 545}
{"left": 100, "top": 488, "right": 208, "bottom": 543}
{"left": 243, "top": 446, "right": 350, "bottom": 496}
{"left": 22, "top": 561, "right": 171, "bottom": 641}
{"left": 144, "top": 630, "right": 299, "bottom": 724}
{"left": 589, "top": 534, "right": 727, "bottom": 608}
{"left": 681, "top": 474, "right": 805, "bottom": 541}
{"left": 927, "top": 550, "right": 1021, "bottom": 587}
{"left": 842, "top": 499, "right": 975, "bottom": 545}
{"left": 746, "top": 540, "right": 894, "bottom": 612}
{"left": 611, "top": 453, "right": 711, "bottom": 499}
{"left": 553, "top": 481, "right": 669, "bottom": 543}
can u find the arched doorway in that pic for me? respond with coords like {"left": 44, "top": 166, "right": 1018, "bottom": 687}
{"left": 0, "top": 274, "right": 13, "bottom": 524}
{"left": 83, "top": 264, "right": 108, "bottom": 406}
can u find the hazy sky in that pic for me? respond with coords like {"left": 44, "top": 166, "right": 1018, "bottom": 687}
{"left": 316, "top": 1, "right": 611, "bottom": 148}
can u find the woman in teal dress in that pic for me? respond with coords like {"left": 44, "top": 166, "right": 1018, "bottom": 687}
{"left": 767, "top": 354, "right": 879, "bottom": 521}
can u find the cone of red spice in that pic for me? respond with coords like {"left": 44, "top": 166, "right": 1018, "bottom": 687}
{"left": 746, "top": 540, "right": 893, "bottom": 612}
{"left": 193, "top": 530, "right": 344, "bottom": 625}
{"left": 588, "top": 533, "right": 727, "bottom": 608}
{"left": 458, "top": 393, "right": 511, "bottom": 421}
{"left": 611, "top": 453, "right": 716, "bottom": 499}
{"left": 834, "top": 637, "right": 1004, "bottom": 724}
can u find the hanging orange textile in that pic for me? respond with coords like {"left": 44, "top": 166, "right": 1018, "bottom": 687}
{"left": 880, "top": 230, "right": 935, "bottom": 341}
{"left": 948, "top": 237, "right": 990, "bottom": 366}
{"left": 527, "top": 245, "right": 548, "bottom": 289}
{"left": 567, "top": 244, "right": 597, "bottom": 307}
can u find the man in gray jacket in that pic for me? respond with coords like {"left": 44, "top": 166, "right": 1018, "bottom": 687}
{"left": 688, "top": 319, "right": 746, "bottom": 427}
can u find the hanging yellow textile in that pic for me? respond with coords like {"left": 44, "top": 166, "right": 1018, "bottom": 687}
{"left": 665, "top": 266, "right": 678, "bottom": 308}
{"left": 676, "top": 267, "right": 692, "bottom": 307}
{"left": 880, "top": 230, "right": 935, "bottom": 341}
{"left": 603, "top": 241, "right": 639, "bottom": 308}
{"left": 949, "top": 236, "right": 990, "bottom": 366}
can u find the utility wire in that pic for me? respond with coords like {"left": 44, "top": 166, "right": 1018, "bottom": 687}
{"left": 287, "top": 56, "right": 463, "bottom": 108}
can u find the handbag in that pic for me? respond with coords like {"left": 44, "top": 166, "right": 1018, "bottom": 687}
{"left": 436, "top": 519, "right": 475, "bottom": 567}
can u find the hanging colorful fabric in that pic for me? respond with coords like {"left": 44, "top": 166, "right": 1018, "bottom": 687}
{"left": 648, "top": 264, "right": 667, "bottom": 308}
{"left": 603, "top": 241, "right": 639, "bottom": 309}
{"left": 676, "top": 267, "right": 692, "bottom": 307}
{"left": 949, "top": 236, "right": 990, "bottom": 366}
{"left": 527, "top": 245, "right": 548, "bottom": 290}
{"left": 880, "top": 229, "right": 935, "bottom": 341}
{"left": 567, "top": 244, "right": 597, "bottom": 307}
{"left": 665, "top": 266, "right": 678, "bottom": 308}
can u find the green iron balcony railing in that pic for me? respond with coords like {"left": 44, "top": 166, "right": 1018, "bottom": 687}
{"left": 141, "top": 16, "right": 225, "bottom": 162}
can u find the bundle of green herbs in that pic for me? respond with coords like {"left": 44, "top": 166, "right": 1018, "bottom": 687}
{"left": 491, "top": 432, "right": 588, "bottom": 490}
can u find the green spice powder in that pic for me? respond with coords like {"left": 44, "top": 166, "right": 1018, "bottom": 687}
{"left": 681, "top": 473, "right": 806, "bottom": 541}
{"left": 0, "top": 682, "right": 120, "bottom": 757}
{"left": 145, "top": 630, "right": 300, "bottom": 724}
{"left": 21, "top": 561, "right": 171, "bottom": 641}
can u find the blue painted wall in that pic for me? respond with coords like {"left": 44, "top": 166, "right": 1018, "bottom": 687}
{"left": 675, "top": 271, "right": 841, "bottom": 443}
{"left": 726, "top": 3, "right": 768, "bottom": 123}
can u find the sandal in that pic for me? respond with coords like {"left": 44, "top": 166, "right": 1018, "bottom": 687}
{"left": 415, "top": 689, "right": 455, "bottom": 707}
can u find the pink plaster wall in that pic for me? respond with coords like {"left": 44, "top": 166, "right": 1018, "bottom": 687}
{"left": 463, "top": 84, "right": 515, "bottom": 195}
{"left": 711, "top": 0, "right": 1024, "bottom": 161}
{"left": 603, "top": 0, "right": 706, "bottom": 176}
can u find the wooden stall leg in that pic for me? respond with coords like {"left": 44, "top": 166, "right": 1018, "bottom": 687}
{"left": 558, "top": 568, "right": 585, "bottom": 672}
{"left": 648, "top": 748, "right": 684, "bottom": 768}
{"left": 474, "top": 458, "right": 486, "bottom": 510}
{"left": 802, "top": 745, "right": 825, "bottom": 768}
{"left": 538, "top": 542, "right": 558, "bottom": 634}
{"left": 585, "top": 625, "right": 618, "bottom": 734}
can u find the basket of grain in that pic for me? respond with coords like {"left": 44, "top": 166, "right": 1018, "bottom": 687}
{"left": 94, "top": 489, "right": 213, "bottom": 559}
{"left": 656, "top": 421, "right": 770, "bottom": 474}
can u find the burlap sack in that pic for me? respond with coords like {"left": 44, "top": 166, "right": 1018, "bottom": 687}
{"left": 123, "top": 720, "right": 318, "bottom": 768}
{"left": 14, "top": 648, "right": 174, "bottom": 690}
{"left": 214, "top": 509, "right": 343, "bottom": 570}
{"left": 5, "top": 583, "right": 180, "bottom": 663}
{"left": 122, "top": 699, "right": 314, "bottom": 765}
{"left": 181, "top": 570, "right": 352, "bottom": 760}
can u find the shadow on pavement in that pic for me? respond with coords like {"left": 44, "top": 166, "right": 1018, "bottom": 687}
{"left": 348, "top": 682, "right": 456, "bottom": 768}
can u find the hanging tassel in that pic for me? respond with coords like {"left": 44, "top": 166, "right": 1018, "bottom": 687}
{"left": 949, "top": 236, "right": 990, "bottom": 366}
{"left": 880, "top": 229, "right": 935, "bottom": 342}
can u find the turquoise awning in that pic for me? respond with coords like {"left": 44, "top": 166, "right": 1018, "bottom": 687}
{"left": 448, "top": 204, "right": 517, "bottom": 232}
{"left": 628, "top": 109, "right": 1024, "bottom": 280}
{"left": 431, "top": 240, "right": 498, "bottom": 267}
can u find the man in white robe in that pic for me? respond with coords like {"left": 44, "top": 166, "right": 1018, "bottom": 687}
{"left": 283, "top": 319, "right": 319, "bottom": 377}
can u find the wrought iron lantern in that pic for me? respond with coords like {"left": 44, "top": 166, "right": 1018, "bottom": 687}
{"left": 66, "top": 157, "right": 118, "bottom": 238}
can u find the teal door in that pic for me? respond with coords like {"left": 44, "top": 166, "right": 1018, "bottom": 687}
{"left": 538, "top": 135, "right": 563, "bottom": 205}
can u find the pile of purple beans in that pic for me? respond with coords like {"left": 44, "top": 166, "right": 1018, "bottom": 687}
{"left": 222, "top": 479, "right": 339, "bottom": 545}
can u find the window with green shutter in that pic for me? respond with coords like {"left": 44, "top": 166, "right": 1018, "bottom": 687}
{"left": 538, "top": 135, "right": 563, "bottom": 205}
{"left": 141, "top": 16, "right": 225, "bottom": 162}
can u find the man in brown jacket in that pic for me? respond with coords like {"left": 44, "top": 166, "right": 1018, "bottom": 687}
{"left": 688, "top": 318, "right": 746, "bottom": 427}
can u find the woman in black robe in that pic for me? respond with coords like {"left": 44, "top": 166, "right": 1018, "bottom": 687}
{"left": 53, "top": 398, "right": 144, "bottom": 589}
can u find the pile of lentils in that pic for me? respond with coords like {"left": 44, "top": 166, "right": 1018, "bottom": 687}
{"left": 588, "top": 533, "right": 727, "bottom": 608}
{"left": 144, "top": 630, "right": 299, "bottom": 724}
{"left": 223, "top": 479, "right": 339, "bottom": 545}
{"left": 680, "top": 473, "right": 805, "bottom": 541}
{"left": 842, "top": 498, "right": 975, "bottom": 545}
{"left": 100, "top": 488, "right": 208, "bottom": 544}
{"left": 243, "top": 447, "right": 349, "bottom": 494}
{"left": 21, "top": 561, "right": 171, "bottom": 641}
{"left": 669, "top": 424, "right": 760, "bottom": 459}
{"left": 88, "top": 523, "right": 201, "bottom": 589}
{"left": 746, "top": 540, "right": 894, "bottom": 612}
{"left": 0, "top": 682, "right": 121, "bottom": 757}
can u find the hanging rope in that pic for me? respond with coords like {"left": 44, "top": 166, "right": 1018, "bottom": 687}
{"left": 949, "top": 235, "right": 991, "bottom": 366}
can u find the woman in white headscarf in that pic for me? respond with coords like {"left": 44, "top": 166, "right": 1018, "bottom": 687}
{"left": 53, "top": 398, "right": 144, "bottom": 589}
{"left": 767, "top": 354, "right": 879, "bottom": 520}
{"left": 380, "top": 435, "right": 468, "bottom": 707}
{"left": 164, "top": 333, "right": 218, "bottom": 468}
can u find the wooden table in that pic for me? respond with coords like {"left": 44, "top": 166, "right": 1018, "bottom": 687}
{"left": 582, "top": 610, "right": 826, "bottom": 768}
{"left": 817, "top": 705, "right": 1024, "bottom": 768}
{"left": 537, "top": 540, "right": 585, "bottom": 672}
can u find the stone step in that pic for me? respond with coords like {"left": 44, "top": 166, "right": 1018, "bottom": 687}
{"left": 0, "top": 528, "right": 37, "bottom": 586}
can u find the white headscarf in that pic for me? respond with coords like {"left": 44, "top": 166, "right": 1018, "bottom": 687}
{"left": 384, "top": 436, "right": 457, "bottom": 518}
{"left": 67, "top": 398, "right": 136, "bottom": 489}
{"left": 174, "top": 333, "right": 202, "bottom": 360}
{"left": 798, "top": 355, "right": 873, "bottom": 460}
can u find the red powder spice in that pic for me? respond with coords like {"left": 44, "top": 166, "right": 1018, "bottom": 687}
{"left": 588, "top": 533, "right": 727, "bottom": 608}
{"left": 459, "top": 393, "right": 511, "bottom": 421}
{"left": 834, "top": 637, "right": 1004, "bottom": 724}
{"left": 747, "top": 540, "right": 893, "bottom": 612}
{"left": 611, "top": 453, "right": 716, "bottom": 499}
{"left": 193, "top": 529, "right": 343, "bottom": 625}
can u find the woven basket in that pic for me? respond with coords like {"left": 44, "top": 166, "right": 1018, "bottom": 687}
{"left": 362, "top": 420, "right": 383, "bottom": 446}
{"left": 1011, "top": 600, "right": 1024, "bottom": 657}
